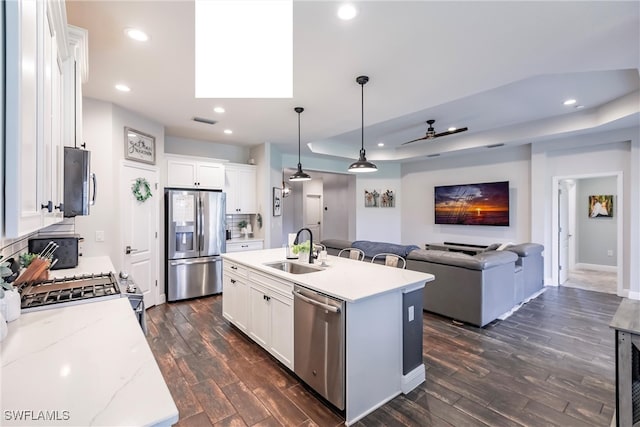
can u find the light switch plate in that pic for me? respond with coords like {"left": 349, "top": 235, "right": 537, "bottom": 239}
{"left": 408, "top": 305, "right": 414, "bottom": 322}
{"left": 95, "top": 230, "right": 105, "bottom": 242}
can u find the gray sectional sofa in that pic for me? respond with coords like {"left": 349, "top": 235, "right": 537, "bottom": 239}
{"left": 321, "top": 239, "right": 544, "bottom": 327}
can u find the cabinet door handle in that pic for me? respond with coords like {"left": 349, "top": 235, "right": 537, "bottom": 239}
{"left": 54, "top": 203, "right": 64, "bottom": 211}
{"left": 231, "top": 266, "right": 238, "bottom": 270}
{"left": 230, "top": 279, "right": 236, "bottom": 284}
{"left": 241, "top": 245, "right": 248, "bottom": 248}
{"left": 41, "top": 201, "right": 53, "bottom": 212}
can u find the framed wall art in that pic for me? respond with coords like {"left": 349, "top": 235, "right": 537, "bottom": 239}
{"left": 124, "top": 127, "right": 156, "bottom": 165}
{"left": 273, "top": 187, "right": 282, "bottom": 216}
{"left": 589, "top": 195, "right": 614, "bottom": 218}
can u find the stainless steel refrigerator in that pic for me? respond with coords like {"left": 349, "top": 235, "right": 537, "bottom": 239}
{"left": 165, "top": 189, "right": 226, "bottom": 301}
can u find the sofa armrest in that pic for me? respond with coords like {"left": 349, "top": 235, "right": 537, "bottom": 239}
{"left": 505, "top": 243, "right": 544, "bottom": 257}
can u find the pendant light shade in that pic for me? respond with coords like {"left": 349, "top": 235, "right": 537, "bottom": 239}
{"left": 290, "top": 107, "right": 312, "bottom": 182}
{"left": 348, "top": 75, "right": 377, "bottom": 173}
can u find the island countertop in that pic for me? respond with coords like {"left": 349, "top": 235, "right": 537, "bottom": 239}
{"left": 0, "top": 298, "right": 178, "bottom": 427}
{"left": 222, "top": 247, "right": 434, "bottom": 302}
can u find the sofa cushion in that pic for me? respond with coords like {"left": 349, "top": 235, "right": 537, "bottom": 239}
{"left": 407, "top": 249, "right": 517, "bottom": 270}
{"left": 352, "top": 240, "right": 420, "bottom": 258}
{"left": 506, "top": 243, "right": 544, "bottom": 257}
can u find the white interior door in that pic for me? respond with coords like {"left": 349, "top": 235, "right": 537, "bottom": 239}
{"left": 121, "top": 164, "right": 159, "bottom": 307}
{"left": 558, "top": 183, "right": 570, "bottom": 284}
{"left": 305, "top": 194, "right": 322, "bottom": 242}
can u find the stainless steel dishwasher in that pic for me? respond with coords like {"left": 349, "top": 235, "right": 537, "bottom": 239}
{"left": 293, "top": 284, "right": 346, "bottom": 410}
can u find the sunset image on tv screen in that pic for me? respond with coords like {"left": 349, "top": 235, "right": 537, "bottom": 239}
{"left": 434, "top": 181, "right": 510, "bottom": 226}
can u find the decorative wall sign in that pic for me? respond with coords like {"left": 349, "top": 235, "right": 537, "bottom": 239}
{"left": 589, "top": 195, "right": 614, "bottom": 218}
{"left": 273, "top": 187, "right": 282, "bottom": 216}
{"left": 124, "top": 127, "right": 156, "bottom": 165}
{"left": 364, "top": 189, "right": 380, "bottom": 207}
{"left": 380, "top": 189, "right": 395, "bottom": 207}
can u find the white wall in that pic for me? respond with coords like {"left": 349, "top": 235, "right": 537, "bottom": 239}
{"left": 76, "top": 97, "right": 166, "bottom": 299}
{"left": 531, "top": 126, "right": 639, "bottom": 297}
{"left": 74, "top": 98, "right": 115, "bottom": 261}
{"left": 355, "top": 163, "right": 402, "bottom": 243}
{"left": 401, "top": 145, "right": 531, "bottom": 248}
{"left": 165, "top": 135, "right": 249, "bottom": 163}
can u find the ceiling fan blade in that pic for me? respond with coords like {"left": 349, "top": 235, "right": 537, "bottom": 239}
{"left": 434, "top": 127, "right": 468, "bottom": 138}
{"left": 401, "top": 135, "right": 429, "bottom": 145}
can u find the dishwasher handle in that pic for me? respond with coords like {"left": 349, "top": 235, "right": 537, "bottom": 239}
{"left": 293, "top": 290, "right": 341, "bottom": 313}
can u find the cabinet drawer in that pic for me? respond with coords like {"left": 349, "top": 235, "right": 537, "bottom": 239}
{"left": 223, "top": 261, "right": 248, "bottom": 277}
{"left": 226, "top": 241, "right": 264, "bottom": 253}
{"left": 250, "top": 269, "right": 294, "bottom": 299}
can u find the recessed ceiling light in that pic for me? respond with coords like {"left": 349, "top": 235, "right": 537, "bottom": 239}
{"left": 115, "top": 84, "right": 131, "bottom": 92}
{"left": 213, "top": 106, "right": 225, "bottom": 113}
{"left": 377, "top": 142, "right": 384, "bottom": 147}
{"left": 448, "top": 127, "right": 457, "bottom": 132}
{"left": 575, "top": 105, "right": 585, "bottom": 109}
{"left": 124, "top": 28, "right": 149, "bottom": 42}
{"left": 563, "top": 99, "right": 577, "bottom": 106}
{"left": 224, "top": 129, "right": 233, "bottom": 134}
{"left": 337, "top": 4, "right": 357, "bottom": 20}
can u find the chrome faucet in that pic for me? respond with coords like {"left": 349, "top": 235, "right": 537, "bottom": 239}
{"left": 293, "top": 228, "right": 314, "bottom": 264}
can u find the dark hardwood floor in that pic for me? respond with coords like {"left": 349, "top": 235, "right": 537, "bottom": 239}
{"left": 146, "top": 286, "right": 621, "bottom": 426}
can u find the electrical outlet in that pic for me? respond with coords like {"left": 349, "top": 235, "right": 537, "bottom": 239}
{"left": 95, "top": 230, "right": 105, "bottom": 242}
{"left": 607, "top": 249, "right": 613, "bottom": 257}
{"left": 408, "top": 305, "right": 414, "bottom": 322}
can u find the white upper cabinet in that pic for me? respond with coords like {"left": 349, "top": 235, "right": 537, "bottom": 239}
{"left": 5, "top": 0, "right": 41, "bottom": 237}
{"left": 166, "top": 155, "right": 225, "bottom": 190}
{"left": 225, "top": 163, "right": 257, "bottom": 214}
{"left": 4, "top": 0, "right": 84, "bottom": 238}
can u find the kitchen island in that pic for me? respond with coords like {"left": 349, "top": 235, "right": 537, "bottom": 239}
{"left": 0, "top": 257, "right": 178, "bottom": 427}
{"left": 222, "top": 248, "right": 434, "bottom": 426}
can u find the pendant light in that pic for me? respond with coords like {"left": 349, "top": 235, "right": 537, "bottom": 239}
{"left": 290, "top": 107, "right": 312, "bottom": 181}
{"left": 348, "top": 75, "right": 377, "bottom": 173}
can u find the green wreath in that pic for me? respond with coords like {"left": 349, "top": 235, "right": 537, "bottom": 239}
{"left": 132, "top": 177, "right": 152, "bottom": 202}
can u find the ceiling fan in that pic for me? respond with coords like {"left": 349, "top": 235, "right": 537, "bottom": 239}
{"left": 401, "top": 119, "right": 468, "bottom": 145}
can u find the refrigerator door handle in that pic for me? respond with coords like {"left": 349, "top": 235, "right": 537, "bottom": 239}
{"left": 199, "top": 196, "right": 204, "bottom": 252}
{"left": 170, "top": 257, "right": 222, "bottom": 267}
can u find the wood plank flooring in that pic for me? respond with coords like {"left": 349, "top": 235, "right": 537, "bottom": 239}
{"left": 146, "top": 286, "right": 621, "bottom": 426}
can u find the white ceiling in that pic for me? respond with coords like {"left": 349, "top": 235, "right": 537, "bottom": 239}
{"left": 66, "top": 1, "right": 640, "bottom": 163}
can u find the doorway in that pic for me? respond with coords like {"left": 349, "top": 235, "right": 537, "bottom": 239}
{"left": 121, "top": 163, "right": 160, "bottom": 307}
{"left": 553, "top": 173, "right": 622, "bottom": 295}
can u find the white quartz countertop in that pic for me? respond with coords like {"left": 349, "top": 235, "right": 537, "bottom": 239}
{"left": 222, "top": 248, "right": 434, "bottom": 302}
{"left": 0, "top": 298, "right": 178, "bottom": 426}
{"left": 48, "top": 255, "right": 116, "bottom": 279}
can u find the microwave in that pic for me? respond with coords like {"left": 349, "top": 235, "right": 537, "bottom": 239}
{"left": 63, "top": 147, "right": 96, "bottom": 217}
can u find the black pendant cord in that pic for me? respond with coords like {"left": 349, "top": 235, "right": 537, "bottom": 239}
{"left": 360, "top": 79, "right": 365, "bottom": 155}
{"left": 298, "top": 110, "right": 302, "bottom": 166}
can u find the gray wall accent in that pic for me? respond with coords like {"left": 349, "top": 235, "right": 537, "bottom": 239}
{"left": 576, "top": 176, "right": 617, "bottom": 266}
{"left": 165, "top": 135, "right": 250, "bottom": 163}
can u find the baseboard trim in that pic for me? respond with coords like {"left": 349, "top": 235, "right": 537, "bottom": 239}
{"left": 574, "top": 263, "right": 617, "bottom": 273}
{"left": 401, "top": 364, "right": 425, "bottom": 394}
{"left": 626, "top": 290, "right": 640, "bottom": 300}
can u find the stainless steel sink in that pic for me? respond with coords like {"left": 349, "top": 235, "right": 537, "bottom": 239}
{"left": 264, "top": 261, "right": 322, "bottom": 274}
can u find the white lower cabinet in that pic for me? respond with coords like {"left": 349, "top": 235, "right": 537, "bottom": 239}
{"left": 222, "top": 261, "right": 293, "bottom": 370}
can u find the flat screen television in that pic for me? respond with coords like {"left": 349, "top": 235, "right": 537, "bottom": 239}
{"left": 434, "top": 181, "right": 510, "bottom": 226}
